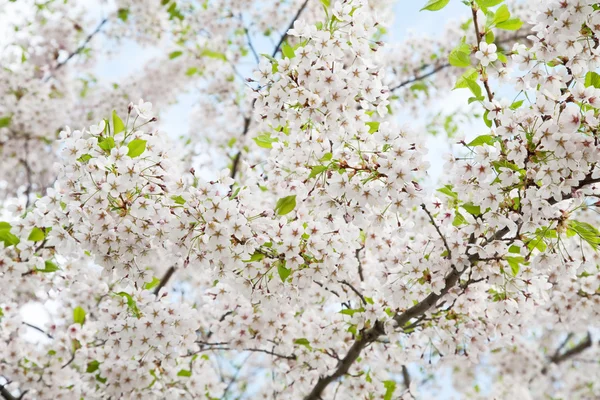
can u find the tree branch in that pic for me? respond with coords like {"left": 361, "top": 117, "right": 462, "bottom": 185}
{"left": 229, "top": 0, "right": 310, "bottom": 181}
{"left": 304, "top": 320, "right": 385, "bottom": 400}
{"left": 153, "top": 266, "right": 176, "bottom": 296}
{"left": 421, "top": 203, "right": 452, "bottom": 258}
{"left": 54, "top": 18, "right": 108, "bottom": 72}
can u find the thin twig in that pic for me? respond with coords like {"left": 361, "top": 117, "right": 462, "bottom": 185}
{"left": 338, "top": 280, "right": 367, "bottom": 305}
{"left": 421, "top": 204, "right": 452, "bottom": 259}
{"left": 229, "top": 0, "right": 311, "bottom": 181}
{"left": 22, "top": 322, "right": 53, "bottom": 339}
{"left": 53, "top": 18, "right": 108, "bottom": 73}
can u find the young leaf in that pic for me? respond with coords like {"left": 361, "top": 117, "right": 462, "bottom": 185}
{"left": 28, "top": 227, "right": 45, "bottom": 242}
{"left": 73, "top": 306, "right": 86, "bottom": 325}
{"left": 98, "top": 137, "right": 115, "bottom": 152}
{"left": 366, "top": 121, "right": 380, "bottom": 133}
{"left": 112, "top": 110, "right": 125, "bottom": 134}
{"left": 169, "top": 50, "right": 183, "bottom": 59}
{"left": 143, "top": 277, "right": 161, "bottom": 290}
{"left": 37, "top": 260, "right": 59, "bottom": 273}
{"left": 420, "top": 0, "right": 450, "bottom": 12}
{"left": 253, "top": 133, "right": 278, "bottom": 149}
{"left": 275, "top": 195, "right": 297, "bottom": 216}
{"left": 449, "top": 49, "right": 471, "bottom": 68}
{"left": 127, "top": 139, "right": 147, "bottom": 158}
{"left": 468, "top": 134, "right": 495, "bottom": 147}
{"left": 585, "top": 71, "right": 600, "bottom": 88}
{"left": 0, "top": 230, "right": 20, "bottom": 247}
{"left": 0, "top": 115, "right": 12, "bottom": 128}
{"left": 277, "top": 261, "right": 291, "bottom": 282}
{"left": 496, "top": 18, "right": 523, "bottom": 30}
{"left": 383, "top": 380, "right": 397, "bottom": 400}
{"left": 282, "top": 42, "right": 295, "bottom": 59}
{"left": 492, "top": 5, "right": 510, "bottom": 25}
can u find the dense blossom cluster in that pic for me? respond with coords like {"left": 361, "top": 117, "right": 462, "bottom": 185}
{"left": 1, "top": 0, "right": 600, "bottom": 399}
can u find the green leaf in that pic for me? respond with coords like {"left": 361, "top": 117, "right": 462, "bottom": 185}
{"left": 169, "top": 51, "right": 183, "bottom": 59}
{"left": 186, "top": 67, "right": 198, "bottom": 76}
{"left": 366, "top": 121, "right": 380, "bottom": 133}
{"left": 0, "top": 115, "right": 12, "bottom": 128}
{"left": 77, "top": 154, "right": 93, "bottom": 163}
{"left": 309, "top": 165, "right": 328, "bottom": 179}
{"left": 320, "top": 152, "right": 332, "bottom": 162}
{"left": 420, "top": 0, "right": 450, "bottom": 11}
{"left": 508, "top": 245, "right": 521, "bottom": 254}
{"left": 127, "top": 139, "right": 147, "bottom": 158}
{"left": 468, "top": 134, "right": 495, "bottom": 147}
{"left": 483, "top": 110, "right": 493, "bottom": 128}
{"left": 476, "top": 0, "right": 503, "bottom": 7}
{"left": 177, "top": 369, "right": 192, "bottom": 377}
{"left": 37, "top": 260, "right": 59, "bottom": 273}
{"left": 383, "top": 380, "right": 397, "bottom": 400}
{"left": 339, "top": 308, "right": 364, "bottom": 316}
{"left": 510, "top": 100, "right": 524, "bottom": 110}
{"left": 171, "top": 195, "right": 186, "bottom": 205}
{"left": 453, "top": 211, "right": 467, "bottom": 226}
{"left": 449, "top": 49, "right": 471, "bottom": 68}
{"left": 243, "top": 251, "right": 265, "bottom": 263}
{"left": 496, "top": 18, "right": 523, "bottom": 30}
{"left": 462, "top": 203, "right": 482, "bottom": 216}
{"left": 277, "top": 261, "right": 291, "bottom": 282}
{"left": 86, "top": 360, "right": 100, "bottom": 373}
{"left": 567, "top": 220, "right": 600, "bottom": 250}
{"left": 0, "top": 227, "right": 19, "bottom": 247}
{"left": 465, "top": 78, "right": 482, "bottom": 99}
{"left": 485, "top": 30, "right": 495, "bottom": 44}
{"left": 253, "top": 133, "right": 278, "bottom": 149}
{"left": 282, "top": 42, "right": 295, "bottom": 59}
{"left": 275, "top": 195, "right": 297, "bottom": 216}
{"left": 115, "top": 292, "right": 141, "bottom": 318}
{"left": 73, "top": 306, "right": 86, "bottom": 325}
{"left": 143, "top": 277, "right": 161, "bottom": 290}
{"left": 437, "top": 185, "right": 458, "bottom": 199}
{"left": 505, "top": 256, "right": 524, "bottom": 276}
{"left": 454, "top": 68, "right": 478, "bottom": 89}
{"left": 492, "top": 5, "right": 510, "bottom": 25}
{"left": 98, "top": 137, "right": 115, "bottom": 152}
{"left": 0, "top": 222, "right": 10, "bottom": 230}
{"left": 585, "top": 71, "right": 600, "bottom": 88}
{"left": 112, "top": 110, "right": 125, "bottom": 134}
{"left": 117, "top": 8, "right": 129, "bottom": 22}
{"left": 294, "top": 338, "right": 312, "bottom": 349}
{"left": 28, "top": 227, "right": 45, "bottom": 242}
{"left": 199, "top": 49, "right": 227, "bottom": 61}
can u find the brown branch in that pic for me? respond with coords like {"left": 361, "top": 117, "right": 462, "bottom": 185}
{"left": 338, "top": 280, "right": 367, "bottom": 305}
{"left": 304, "top": 320, "right": 386, "bottom": 400}
{"left": 402, "top": 365, "right": 411, "bottom": 390}
{"left": 421, "top": 204, "right": 452, "bottom": 259}
{"left": 390, "top": 63, "right": 450, "bottom": 92}
{"left": 54, "top": 18, "right": 108, "bottom": 72}
{"left": 541, "top": 332, "right": 593, "bottom": 374}
{"left": 549, "top": 333, "right": 592, "bottom": 365}
{"left": 0, "top": 384, "right": 16, "bottom": 400}
{"left": 22, "top": 322, "right": 53, "bottom": 339}
{"left": 470, "top": 4, "right": 495, "bottom": 105}
{"left": 229, "top": 0, "right": 310, "bottom": 181}
{"left": 389, "top": 34, "right": 530, "bottom": 94}
{"left": 153, "top": 266, "right": 176, "bottom": 296}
